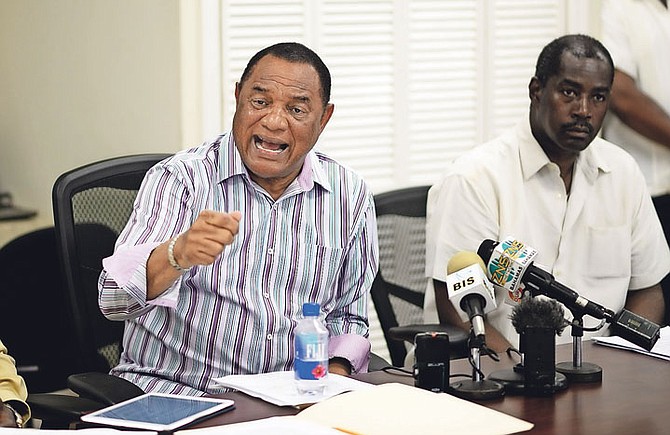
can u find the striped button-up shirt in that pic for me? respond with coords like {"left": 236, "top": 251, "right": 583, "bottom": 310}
{"left": 99, "top": 133, "right": 379, "bottom": 395}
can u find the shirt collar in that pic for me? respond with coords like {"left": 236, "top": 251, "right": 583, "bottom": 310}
{"left": 516, "top": 116, "right": 611, "bottom": 183}
{"left": 297, "top": 151, "right": 333, "bottom": 193}
{"left": 218, "top": 132, "right": 332, "bottom": 193}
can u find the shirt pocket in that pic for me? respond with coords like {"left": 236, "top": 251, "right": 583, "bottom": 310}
{"left": 586, "top": 225, "right": 631, "bottom": 279}
{"left": 306, "top": 243, "right": 346, "bottom": 298}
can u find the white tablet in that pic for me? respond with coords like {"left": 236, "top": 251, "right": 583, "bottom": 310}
{"left": 81, "top": 393, "right": 235, "bottom": 431}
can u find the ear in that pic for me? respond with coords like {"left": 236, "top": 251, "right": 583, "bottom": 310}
{"left": 528, "top": 76, "right": 542, "bottom": 102}
{"left": 234, "top": 82, "right": 241, "bottom": 102}
{"left": 319, "top": 103, "right": 335, "bottom": 133}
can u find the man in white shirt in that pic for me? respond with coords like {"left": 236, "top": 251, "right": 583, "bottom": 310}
{"left": 424, "top": 34, "right": 670, "bottom": 353}
{"left": 601, "top": 0, "right": 670, "bottom": 324}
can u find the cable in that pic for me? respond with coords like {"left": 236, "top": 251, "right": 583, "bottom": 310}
{"left": 380, "top": 366, "right": 413, "bottom": 376}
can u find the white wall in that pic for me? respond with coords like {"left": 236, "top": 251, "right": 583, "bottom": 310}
{"left": 0, "top": 0, "right": 184, "bottom": 222}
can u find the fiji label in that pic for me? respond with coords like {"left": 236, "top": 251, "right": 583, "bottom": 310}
{"left": 295, "top": 337, "right": 328, "bottom": 380}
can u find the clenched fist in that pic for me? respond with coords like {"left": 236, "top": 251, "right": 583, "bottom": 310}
{"left": 172, "top": 210, "right": 242, "bottom": 269}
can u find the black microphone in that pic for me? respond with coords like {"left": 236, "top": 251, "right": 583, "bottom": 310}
{"left": 477, "top": 238, "right": 615, "bottom": 321}
{"left": 478, "top": 237, "right": 661, "bottom": 351}
{"left": 413, "top": 332, "right": 450, "bottom": 393}
{"left": 495, "top": 296, "right": 569, "bottom": 396}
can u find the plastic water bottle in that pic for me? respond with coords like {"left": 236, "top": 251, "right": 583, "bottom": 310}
{"left": 294, "top": 302, "right": 329, "bottom": 395}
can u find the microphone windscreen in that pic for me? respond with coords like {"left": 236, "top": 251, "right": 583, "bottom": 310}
{"left": 447, "top": 251, "right": 487, "bottom": 274}
{"left": 509, "top": 296, "right": 567, "bottom": 335}
{"left": 477, "top": 239, "right": 497, "bottom": 264}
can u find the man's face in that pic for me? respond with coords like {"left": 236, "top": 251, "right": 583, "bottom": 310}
{"left": 232, "top": 55, "right": 334, "bottom": 197}
{"left": 529, "top": 51, "right": 611, "bottom": 160}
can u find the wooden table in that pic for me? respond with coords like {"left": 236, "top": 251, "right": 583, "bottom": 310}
{"left": 199, "top": 341, "right": 670, "bottom": 434}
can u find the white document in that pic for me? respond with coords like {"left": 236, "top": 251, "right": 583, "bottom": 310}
{"left": 593, "top": 326, "right": 670, "bottom": 361}
{"left": 296, "top": 382, "right": 534, "bottom": 435}
{"left": 177, "top": 416, "right": 341, "bottom": 435}
{"left": 0, "top": 429, "right": 153, "bottom": 435}
{"left": 212, "top": 370, "right": 373, "bottom": 407}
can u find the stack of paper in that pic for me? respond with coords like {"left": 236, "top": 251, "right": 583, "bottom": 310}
{"left": 177, "top": 416, "right": 341, "bottom": 435}
{"left": 212, "top": 370, "right": 373, "bottom": 407}
{"left": 296, "top": 383, "right": 533, "bottom": 435}
{"left": 181, "top": 382, "right": 533, "bottom": 435}
{"left": 593, "top": 326, "right": 670, "bottom": 361}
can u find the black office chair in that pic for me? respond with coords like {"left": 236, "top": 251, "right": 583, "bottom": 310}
{"left": 0, "top": 227, "right": 78, "bottom": 394}
{"left": 370, "top": 185, "right": 468, "bottom": 367}
{"left": 26, "top": 154, "right": 171, "bottom": 427}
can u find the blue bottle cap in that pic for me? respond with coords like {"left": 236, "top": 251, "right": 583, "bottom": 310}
{"left": 302, "top": 302, "right": 320, "bottom": 317}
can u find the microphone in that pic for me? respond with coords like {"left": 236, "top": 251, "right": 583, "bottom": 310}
{"left": 510, "top": 295, "right": 567, "bottom": 337}
{"left": 514, "top": 297, "right": 567, "bottom": 395}
{"left": 445, "top": 252, "right": 497, "bottom": 341}
{"left": 413, "top": 332, "right": 450, "bottom": 393}
{"left": 445, "top": 252, "right": 505, "bottom": 400}
{"left": 477, "top": 237, "right": 661, "bottom": 351}
{"left": 488, "top": 296, "right": 568, "bottom": 395}
{"left": 477, "top": 238, "right": 615, "bottom": 321}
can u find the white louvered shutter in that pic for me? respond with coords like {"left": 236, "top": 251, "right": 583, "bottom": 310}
{"left": 219, "top": 0, "right": 579, "bottom": 365}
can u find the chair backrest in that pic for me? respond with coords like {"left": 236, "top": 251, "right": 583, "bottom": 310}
{"left": 0, "top": 227, "right": 78, "bottom": 393}
{"left": 370, "top": 185, "right": 431, "bottom": 367}
{"left": 52, "top": 154, "right": 171, "bottom": 374}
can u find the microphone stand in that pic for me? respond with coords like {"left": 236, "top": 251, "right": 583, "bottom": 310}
{"left": 487, "top": 345, "right": 568, "bottom": 395}
{"left": 449, "top": 330, "right": 504, "bottom": 400}
{"left": 555, "top": 313, "right": 603, "bottom": 383}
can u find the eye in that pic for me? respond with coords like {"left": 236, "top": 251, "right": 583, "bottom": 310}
{"left": 562, "top": 88, "right": 577, "bottom": 98}
{"left": 593, "top": 93, "right": 607, "bottom": 103}
{"left": 251, "top": 98, "right": 267, "bottom": 108}
{"left": 289, "top": 106, "right": 308, "bottom": 118}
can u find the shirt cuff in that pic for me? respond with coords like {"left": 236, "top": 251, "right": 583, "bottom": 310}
{"left": 102, "top": 242, "right": 160, "bottom": 287}
{"left": 147, "top": 279, "right": 180, "bottom": 308}
{"left": 328, "top": 333, "right": 371, "bottom": 374}
{"left": 102, "top": 241, "right": 181, "bottom": 308}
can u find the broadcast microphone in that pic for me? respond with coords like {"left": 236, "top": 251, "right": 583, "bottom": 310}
{"left": 489, "top": 296, "right": 568, "bottom": 395}
{"left": 445, "top": 252, "right": 497, "bottom": 341}
{"left": 477, "top": 237, "right": 615, "bottom": 321}
{"left": 477, "top": 237, "right": 661, "bottom": 351}
{"left": 445, "top": 252, "right": 505, "bottom": 400}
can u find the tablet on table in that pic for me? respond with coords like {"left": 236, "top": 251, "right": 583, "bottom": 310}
{"left": 81, "top": 392, "right": 235, "bottom": 431}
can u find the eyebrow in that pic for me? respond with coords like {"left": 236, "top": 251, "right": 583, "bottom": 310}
{"left": 251, "top": 84, "right": 313, "bottom": 105}
{"left": 252, "top": 84, "right": 268, "bottom": 94}
{"left": 560, "top": 78, "right": 610, "bottom": 93}
{"left": 560, "top": 78, "right": 583, "bottom": 89}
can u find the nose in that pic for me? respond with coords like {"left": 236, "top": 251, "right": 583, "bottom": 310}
{"left": 261, "top": 106, "right": 288, "bottom": 131}
{"left": 572, "top": 95, "right": 591, "bottom": 120}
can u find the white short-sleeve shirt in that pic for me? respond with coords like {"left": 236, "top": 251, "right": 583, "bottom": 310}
{"left": 424, "top": 118, "right": 670, "bottom": 347}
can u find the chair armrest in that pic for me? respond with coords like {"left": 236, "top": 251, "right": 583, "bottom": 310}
{"left": 368, "top": 352, "right": 392, "bottom": 371}
{"left": 389, "top": 324, "right": 470, "bottom": 359}
{"left": 68, "top": 372, "right": 145, "bottom": 406}
{"left": 27, "top": 393, "right": 105, "bottom": 428}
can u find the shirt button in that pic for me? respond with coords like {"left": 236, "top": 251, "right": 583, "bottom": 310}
{"left": 263, "top": 292, "right": 270, "bottom": 298}
{"left": 268, "top": 248, "right": 274, "bottom": 255}
{"left": 266, "top": 334, "right": 273, "bottom": 341}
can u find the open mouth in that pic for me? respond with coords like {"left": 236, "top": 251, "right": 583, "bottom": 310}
{"left": 254, "top": 135, "right": 288, "bottom": 154}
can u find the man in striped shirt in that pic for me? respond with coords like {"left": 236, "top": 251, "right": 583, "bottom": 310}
{"left": 99, "top": 42, "right": 379, "bottom": 395}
